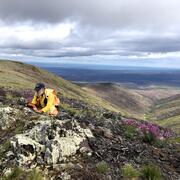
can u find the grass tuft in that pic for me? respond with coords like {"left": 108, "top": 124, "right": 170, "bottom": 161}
{"left": 141, "top": 164, "right": 161, "bottom": 180}
{"left": 96, "top": 161, "right": 109, "bottom": 174}
{"left": 121, "top": 164, "right": 140, "bottom": 178}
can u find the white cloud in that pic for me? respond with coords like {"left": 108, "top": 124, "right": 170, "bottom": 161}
{"left": 0, "top": 21, "right": 74, "bottom": 48}
{"left": 0, "top": 0, "right": 180, "bottom": 67}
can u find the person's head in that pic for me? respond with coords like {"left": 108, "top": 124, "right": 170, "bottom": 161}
{"left": 34, "top": 83, "right": 45, "bottom": 97}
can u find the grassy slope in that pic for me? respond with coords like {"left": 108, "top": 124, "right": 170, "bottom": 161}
{"left": 82, "top": 83, "right": 180, "bottom": 133}
{"left": 148, "top": 94, "right": 180, "bottom": 132}
{"left": 0, "top": 60, "right": 119, "bottom": 112}
{"left": 82, "top": 83, "right": 152, "bottom": 119}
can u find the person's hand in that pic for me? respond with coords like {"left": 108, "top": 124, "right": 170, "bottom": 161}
{"left": 27, "top": 102, "right": 36, "bottom": 108}
{"left": 36, "top": 109, "right": 43, "bottom": 114}
{"left": 33, "top": 106, "right": 38, "bottom": 111}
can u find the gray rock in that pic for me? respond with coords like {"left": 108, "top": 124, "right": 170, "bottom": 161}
{"left": 79, "top": 146, "right": 93, "bottom": 157}
{"left": 3, "top": 168, "right": 13, "bottom": 177}
{"left": 58, "top": 172, "right": 71, "bottom": 180}
{"left": 74, "top": 163, "right": 83, "bottom": 170}
{"left": 103, "top": 128, "right": 113, "bottom": 139}
{"left": 10, "top": 119, "right": 94, "bottom": 166}
{"left": 18, "top": 97, "right": 27, "bottom": 106}
{"left": 6, "top": 151, "right": 14, "bottom": 159}
{"left": 53, "top": 162, "right": 74, "bottom": 171}
{"left": 11, "top": 135, "right": 44, "bottom": 166}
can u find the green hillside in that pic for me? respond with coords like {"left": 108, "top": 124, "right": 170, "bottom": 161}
{"left": 148, "top": 94, "right": 180, "bottom": 133}
{"left": 82, "top": 84, "right": 180, "bottom": 133}
{"left": 82, "top": 83, "right": 152, "bottom": 119}
{"left": 0, "top": 60, "right": 126, "bottom": 114}
{"left": 1, "top": 60, "right": 180, "bottom": 133}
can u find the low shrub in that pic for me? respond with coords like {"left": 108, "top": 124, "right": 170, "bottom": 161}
{"left": 123, "top": 125, "right": 139, "bottom": 139}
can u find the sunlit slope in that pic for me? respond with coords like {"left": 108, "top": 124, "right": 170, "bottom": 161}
{"left": 0, "top": 60, "right": 119, "bottom": 112}
{"left": 82, "top": 83, "right": 152, "bottom": 119}
{"left": 148, "top": 94, "right": 180, "bottom": 133}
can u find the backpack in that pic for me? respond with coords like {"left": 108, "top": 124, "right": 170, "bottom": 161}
{"left": 53, "top": 90, "right": 60, "bottom": 106}
{"left": 45, "top": 89, "right": 60, "bottom": 106}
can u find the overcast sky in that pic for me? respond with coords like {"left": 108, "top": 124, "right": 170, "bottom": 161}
{"left": 0, "top": 0, "right": 180, "bottom": 68}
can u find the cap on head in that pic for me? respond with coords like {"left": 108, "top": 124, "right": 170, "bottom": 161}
{"left": 34, "top": 83, "right": 45, "bottom": 92}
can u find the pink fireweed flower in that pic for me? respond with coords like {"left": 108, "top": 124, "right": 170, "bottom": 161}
{"left": 162, "top": 129, "right": 172, "bottom": 138}
{"left": 138, "top": 122, "right": 172, "bottom": 139}
{"left": 148, "top": 125, "right": 160, "bottom": 137}
{"left": 138, "top": 124, "right": 149, "bottom": 133}
{"left": 123, "top": 118, "right": 172, "bottom": 141}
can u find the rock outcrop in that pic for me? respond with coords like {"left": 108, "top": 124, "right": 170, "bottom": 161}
{"left": 10, "top": 119, "right": 93, "bottom": 167}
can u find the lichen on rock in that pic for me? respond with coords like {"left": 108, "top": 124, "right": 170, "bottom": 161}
{"left": 10, "top": 119, "right": 94, "bottom": 166}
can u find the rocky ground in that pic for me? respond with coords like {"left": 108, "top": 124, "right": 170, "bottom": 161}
{"left": 0, "top": 87, "right": 180, "bottom": 180}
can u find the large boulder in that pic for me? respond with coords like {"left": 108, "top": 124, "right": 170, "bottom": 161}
{"left": 10, "top": 119, "right": 93, "bottom": 166}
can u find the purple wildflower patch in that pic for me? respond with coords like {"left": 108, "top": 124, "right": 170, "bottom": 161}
{"left": 122, "top": 118, "right": 172, "bottom": 144}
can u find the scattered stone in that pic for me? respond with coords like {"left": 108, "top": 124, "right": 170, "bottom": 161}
{"left": 3, "top": 168, "right": 12, "bottom": 177}
{"left": 53, "top": 162, "right": 74, "bottom": 171}
{"left": 103, "top": 128, "right": 113, "bottom": 139}
{"left": 18, "top": 97, "right": 27, "bottom": 106}
{"left": 58, "top": 172, "right": 71, "bottom": 180}
{"left": 57, "top": 111, "right": 72, "bottom": 120}
{"left": 73, "top": 163, "right": 83, "bottom": 170}
{"left": 6, "top": 151, "right": 14, "bottom": 160}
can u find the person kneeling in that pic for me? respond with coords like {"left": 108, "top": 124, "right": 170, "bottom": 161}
{"left": 28, "top": 83, "right": 60, "bottom": 116}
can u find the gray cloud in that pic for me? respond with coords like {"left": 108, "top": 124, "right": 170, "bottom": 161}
{"left": 0, "top": 0, "right": 180, "bottom": 62}
{"left": 0, "top": 0, "right": 180, "bottom": 30}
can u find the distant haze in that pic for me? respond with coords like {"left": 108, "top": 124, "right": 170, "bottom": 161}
{"left": 34, "top": 64, "right": 180, "bottom": 87}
